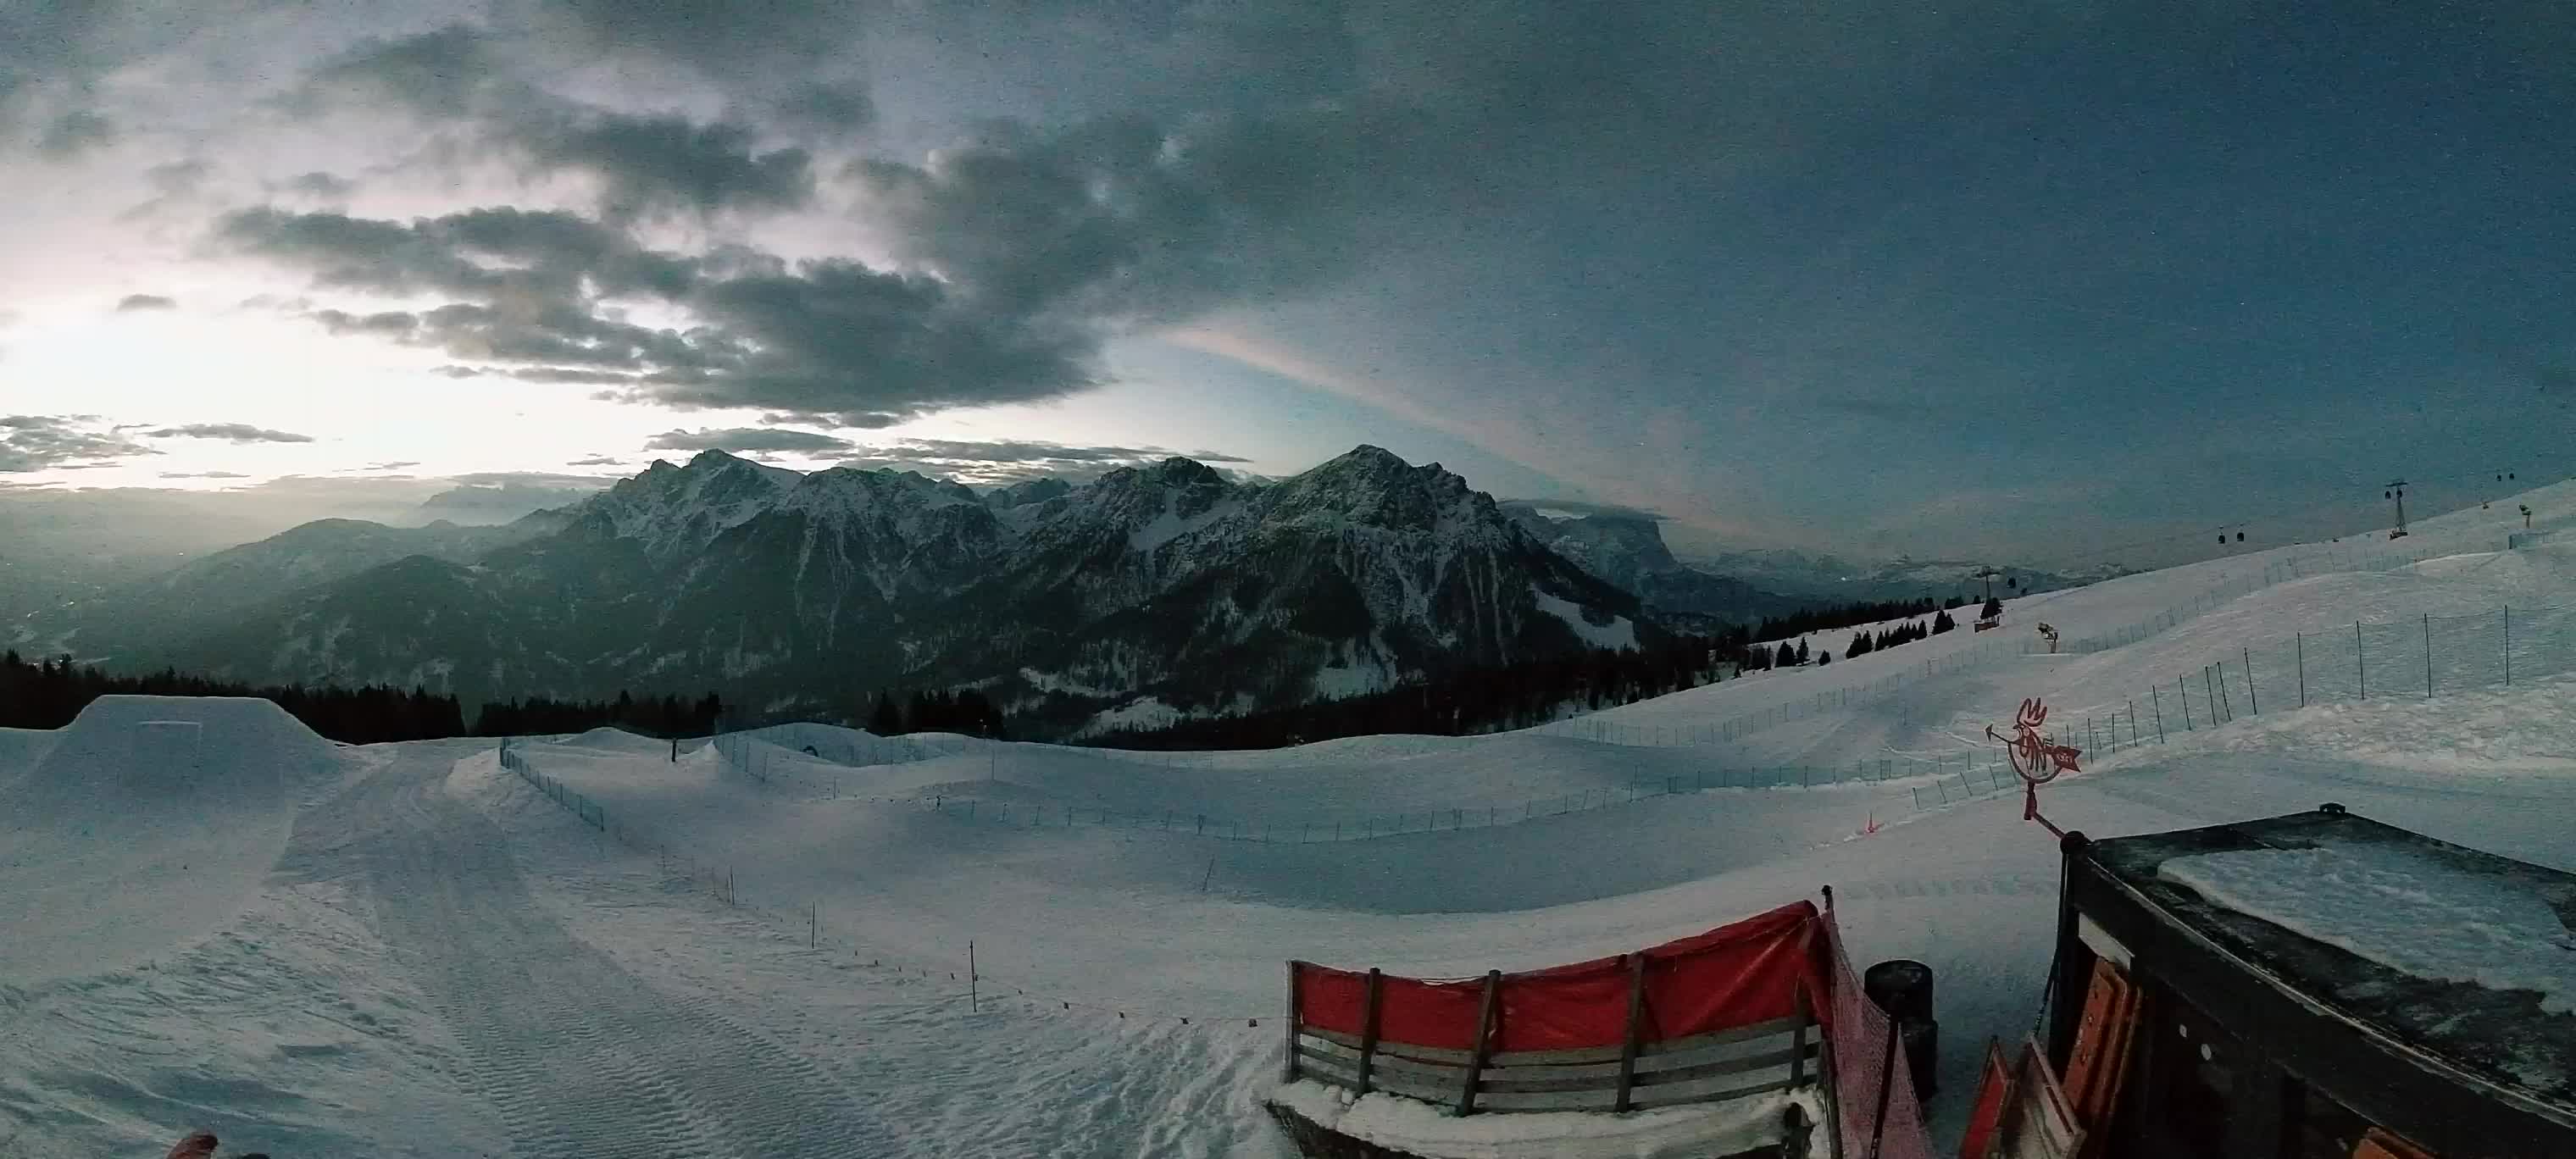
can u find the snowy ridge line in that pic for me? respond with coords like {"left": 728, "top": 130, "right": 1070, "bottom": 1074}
{"left": 2062, "top": 598, "right": 2576, "bottom": 749}
{"left": 1548, "top": 541, "right": 2446, "bottom": 751}
{"left": 2032, "top": 546, "right": 2441, "bottom": 656}
{"left": 1532, "top": 636, "right": 2019, "bottom": 748}
{"left": 708, "top": 729, "right": 1991, "bottom": 842}
{"left": 1907, "top": 596, "right": 2576, "bottom": 818}
{"left": 492, "top": 740, "right": 1276, "bottom": 1028}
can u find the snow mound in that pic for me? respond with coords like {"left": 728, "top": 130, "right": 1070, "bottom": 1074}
{"left": 0, "top": 724, "right": 58, "bottom": 783}
{"left": 2161, "top": 842, "right": 2576, "bottom": 1015}
{"left": 0, "top": 696, "right": 343, "bottom": 982}
{"left": 559, "top": 726, "right": 675, "bottom": 755}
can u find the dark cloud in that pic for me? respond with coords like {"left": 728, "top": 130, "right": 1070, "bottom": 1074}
{"left": 222, "top": 205, "right": 1096, "bottom": 425}
{"left": 529, "top": 0, "right": 869, "bottom": 78}
{"left": 141, "top": 424, "right": 316, "bottom": 444}
{"left": 280, "top": 170, "right": 357, "bottom": 198}
{"left": 35, "top": 108, "right": 114, "bottom": 158}
{"left": 145, "top": 158, "right": 211, "bottom": 194}
{"left": 1, "top": 415, "right": 156, "bottom": 472}
{"left": 297, "top": 23, "right": 505, "bottom": 120}
{"left": 160, "top": 470, "right": 250, "bottom": 479}
{"left": 644, "top": 427, "right": 854, "bottom": 454}
{"left": 117, "top": 158, "right": 220, "bottom": 221}
{"left": 296, "top": 24, "right": 814, "bottom": 220}
{"left": 512, "top": 108, "right": 814, "bottom": 221}
{"left": 115, "top": 294, "right": 176, "bottom": 312}
{"left": 517, "top": 1, "right": 873, "bottom": 135}
{"left": 314, "top": 308, "right": 417, "bottom": 336}
{"left": 763, "top": 80, "right": 875, "bottom": 135}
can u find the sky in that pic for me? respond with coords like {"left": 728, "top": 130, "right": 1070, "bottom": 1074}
{"left": 3, "top": 2, "right": 2573, "bottom": 568}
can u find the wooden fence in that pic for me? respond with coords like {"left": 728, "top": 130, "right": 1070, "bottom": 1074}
{"left": 1284, "top": 961, "right": 1824, "bottom": 1116}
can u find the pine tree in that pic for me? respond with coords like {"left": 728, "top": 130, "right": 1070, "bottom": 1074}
{"left": 1793, "top": 640, "right": 1810, "bottom": 665}
{"left": 1847, "top": 632, "right": 1871, "bottom": 659}
{"left": 1982, "top": 596, "right": 2005, "bottom": 620}
{"left": 869, "top": 690, "right": 902, "bottom": 735}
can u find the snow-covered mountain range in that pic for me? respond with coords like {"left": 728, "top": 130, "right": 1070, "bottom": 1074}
{"left": 64, "top": 446, "right": 1663, "bottom": 735}
{"left": 1499, "top": 505, "right": 1809, "bottom": 628}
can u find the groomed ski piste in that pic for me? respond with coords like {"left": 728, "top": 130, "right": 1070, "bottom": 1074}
{"left": 5, "top": 484, "right": 2573, "bottom": 1156}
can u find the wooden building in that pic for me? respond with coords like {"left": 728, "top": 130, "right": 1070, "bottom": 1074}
{"left": 2035, "top": 806, "right": 2576, "bottom": 1157}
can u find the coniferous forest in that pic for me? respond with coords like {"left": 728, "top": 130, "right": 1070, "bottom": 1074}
{"left": 471, "top": 691, "right": 726, "bottom": 739}
{"left": 1, "top": 650, "right": 724, "bottom": 745}
{"left": 1091, "top": 636, "right": 1735, "bottom": 750}
{"left": 0, "top": 649, "right": 466, "bottom": 742}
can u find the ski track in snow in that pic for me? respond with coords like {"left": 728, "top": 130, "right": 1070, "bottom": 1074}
{"left": 341, "top": 746, "right": 897, "bottom": 1159}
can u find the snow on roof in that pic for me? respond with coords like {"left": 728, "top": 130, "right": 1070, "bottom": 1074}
{"left": 2160, "top": 842, "right": 2576, "bottom": 1017}
{"left": 2085, "top": 809, "right": 2576, "bottom": 1109}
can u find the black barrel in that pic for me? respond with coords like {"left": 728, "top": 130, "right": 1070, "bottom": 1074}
{"left": 1863, "top": 959, "right": 1935, "bottom": 1023}
{"left": 1899, "top": 1016, "right": 1939, "bottom": 1099}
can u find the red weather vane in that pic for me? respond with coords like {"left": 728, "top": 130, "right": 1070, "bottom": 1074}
{"left": 1987, "top": 698, "right": 2082, "bottom": 836}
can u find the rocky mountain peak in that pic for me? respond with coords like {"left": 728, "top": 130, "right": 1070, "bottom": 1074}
{"left": 1263, "top": 445, "right": 1494, "bottom": 535}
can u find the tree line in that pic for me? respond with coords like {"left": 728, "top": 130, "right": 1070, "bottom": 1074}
{"left": 1745, "top": 596, "right": 1968, "bottom": 643}
{"left": 0, "top": 650, "right": 465, "bottom": 743}
{"left": 1, "top": 650, "right": 730, "bottom": 745}
{"left": 1089, "top": 637, "right": 1730, "bottom": 750}
{"left": 474, "top": 690, "right": 724, "bottom": 739}
{"left": 865, "top": 688, "right": 1008, "bottom": 738}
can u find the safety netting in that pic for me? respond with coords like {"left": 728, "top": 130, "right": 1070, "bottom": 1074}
{"left": 1290, "top": 898, "right": 1937, "bottom": 1156}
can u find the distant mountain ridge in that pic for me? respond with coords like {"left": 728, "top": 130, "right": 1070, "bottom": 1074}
{"left": 92, "top": 446, "right": 1672, "bottom": 737}
{"left": 21, "top": 517, "right": 558, "bottom": 657}
{"left": 1498, "top": 505, "right": 1807, "bottom": 627}
{"left": 1680, "top": 547, "right": 2125, "bottom": 605}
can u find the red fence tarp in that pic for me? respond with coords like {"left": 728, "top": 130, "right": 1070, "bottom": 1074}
{"left": 1294, "top": 901, "right": 1829, "bottom": 1053}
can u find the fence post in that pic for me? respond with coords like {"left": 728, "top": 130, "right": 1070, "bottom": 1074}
{"left": 2129, "top": 702, "right": 2140, "bottom": 747}
{"left": 2504, "top": 605, "right": 2512, "bottom": 686}
{"left": 2357, "top": 621, "right": 2367, "bottom": 699}
{"left": 2215, "top": 662, "right": 2232, "bottom": 722}
{"left": 2244, "top": 647, "right": 2257, "bottom": 714}
{"left": 1357, "top": 968, "right": 1383, "bottom": 1095}
{"left": 2423, "top": 613, "right": 2433, "bottom": 698}
{"left": 2151, "top": 688, "right": 2165, "bottom": 742}
{"left": 969, "top": 940, "right": 978, "bottom": 1012}
{"left": 2297, "top": 632, "right": 2307, "bottom": 707}
{"left": 1614, "top": 951, "right": 1649, "bottom": 1112}
{"left": 1458, "top": 970, "right": 1502, "bottom": 1115}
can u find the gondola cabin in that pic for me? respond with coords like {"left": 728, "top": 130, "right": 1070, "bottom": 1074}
{"left": 2033, "top": 807, "right": 2575, "bottom": 1158}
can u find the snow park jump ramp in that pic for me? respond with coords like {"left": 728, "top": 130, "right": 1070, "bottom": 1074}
{"left": 0, "top": 696, "right": 346, "bottom": 984}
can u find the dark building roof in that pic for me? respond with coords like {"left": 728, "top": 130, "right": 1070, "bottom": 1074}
{"left": 2077, "top": 808, "right": 2575, "bottom": 1120}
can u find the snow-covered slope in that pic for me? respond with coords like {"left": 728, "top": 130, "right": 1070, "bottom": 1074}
{"left": 6, "top": 478, "right": 2575, "bottom": 1155}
